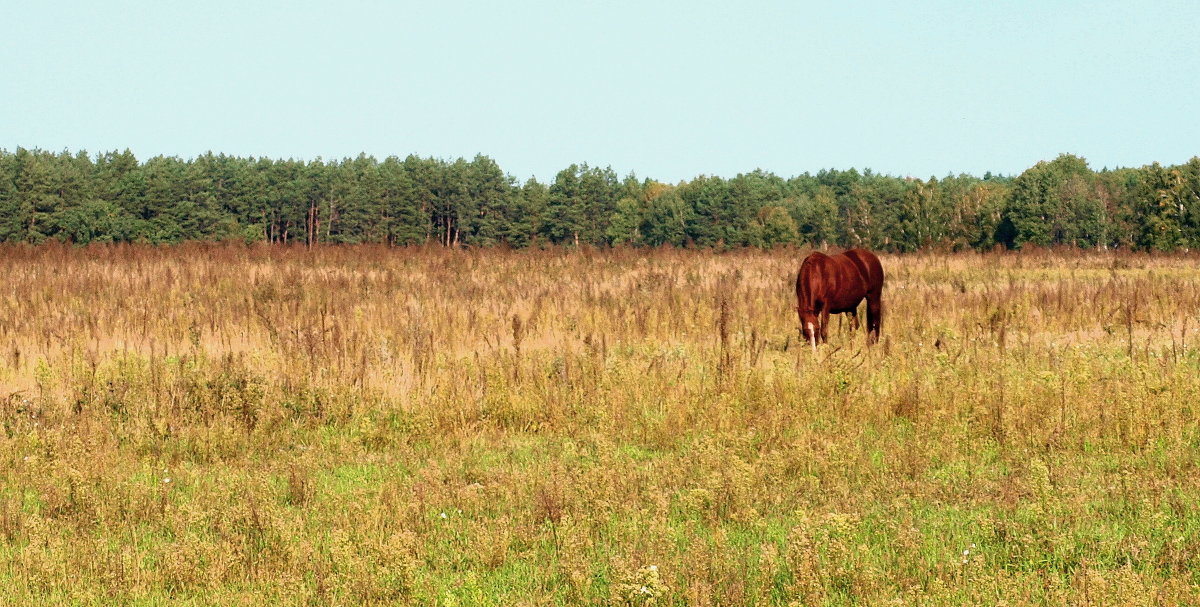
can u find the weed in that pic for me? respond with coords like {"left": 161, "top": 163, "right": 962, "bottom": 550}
{"left": 0, "top": 245, "right": 1199, "bottom": 604}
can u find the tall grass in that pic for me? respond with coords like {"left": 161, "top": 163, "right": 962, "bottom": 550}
{"left": 1, "top": 243, "right": 1198, "bottom": 605}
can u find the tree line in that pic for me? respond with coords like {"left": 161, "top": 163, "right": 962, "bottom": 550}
{"left": 1, "top": 148, "right": 1198, "bottom": 251}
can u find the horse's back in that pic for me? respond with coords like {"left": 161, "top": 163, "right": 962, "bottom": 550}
{"left": 841, "top": 248, "right": 884, "bottom": 293}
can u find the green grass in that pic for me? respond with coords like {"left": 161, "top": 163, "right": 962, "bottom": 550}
{"left": 0, "top": 245, "right": 1198, "bottom": 605}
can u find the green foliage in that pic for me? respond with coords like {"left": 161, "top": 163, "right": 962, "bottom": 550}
{"left": 1129, "top": 162, "right": 1192, "bottom": 251}
{"left": 0, "top": 148, "right": 1197, "bottom": 251}
{"left": 606, "top": 197, "right": 645, "bottom": 245}
{"left": 747, "top": 205, "right": 798, "bottom": 248}
{"left": 544, "top": 164, "right": 621, "bottom": 246}
{"left": 461, "top": 154, "right": 514, "bottom": 247}
{"left": 678, "top": 175, "right": 733, "bottom": 247}
{"left": 507, "top": 178, "right": 547, "bottom": 248}
{"left": 544, "top": 164, "right": 584, "bottom": 245}
{"left": 793, "top": 188, "right": 840, "bottom": 247}
{"left": 642, "top": 190, "right": 692, "bottom": 247}
{"left": 1007, "top": 154, "right": 1112, "bottom": 249}
{"left": 53, "top": 200, "right": 139, "bottom": 243}
{"left": 379, "top": 156, "right": 427, "bottom": 246}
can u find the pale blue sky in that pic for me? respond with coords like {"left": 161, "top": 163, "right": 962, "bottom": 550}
{"left": 3, "top": 0, "right": 1197, "bottom": 183}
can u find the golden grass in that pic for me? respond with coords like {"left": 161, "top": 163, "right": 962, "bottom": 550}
{"left": 1, "top": 243, "right": 1198, "bottom": 605}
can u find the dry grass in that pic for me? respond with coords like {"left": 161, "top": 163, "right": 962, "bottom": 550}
{"left": 1, "top": 242, "right": 1198, "bottom": 605}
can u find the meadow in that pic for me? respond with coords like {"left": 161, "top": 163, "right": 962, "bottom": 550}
{"left": 0, "top": 243, "right": 1198, "bottom": 606}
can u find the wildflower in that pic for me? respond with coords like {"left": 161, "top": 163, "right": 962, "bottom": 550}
{"left": 440, "top": 512, "right": 448, "bottom": 519}
{"left": 648, "top": 565, "right": 657, "bottom": 572}
{"left": 639, "top": 586, "right": 650, "bottom": 594}
{"left": 163, "top": 478, "right": 172, "bottom": 484}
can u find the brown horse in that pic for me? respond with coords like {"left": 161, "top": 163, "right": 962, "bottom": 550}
{"left": 795, "top": 248, "right": 884, "bottom": 352}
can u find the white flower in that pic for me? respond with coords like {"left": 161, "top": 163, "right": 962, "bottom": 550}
{"left": 648, "top": 565, "right": 657, "bottom": 572}
{"left": 962, "top": 549, "right": 969, "bottom": 556}
{"left": 439, "top": 512, "right": 448, "bottom": 519}
{"left": 163, "top": 478, "right": 172, "bottom": 484}
{"left": 639, "top": 586, "right": 649, "bottom": 594}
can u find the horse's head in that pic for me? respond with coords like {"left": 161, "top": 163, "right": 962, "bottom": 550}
{"left": 795, "top": 306, "right": 819, "bottom": 352}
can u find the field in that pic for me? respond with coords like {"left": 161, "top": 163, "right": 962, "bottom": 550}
{"left": 1, "top": 244, "right": 1198, "bottom": 606}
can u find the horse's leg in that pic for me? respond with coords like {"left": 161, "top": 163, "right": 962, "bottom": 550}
{"left": 847, "top": 309, "right": 859, "bottom": 332}
{"left": 866, "top": 291, "right": 882, "bottom": 344}
{"left": 820, "top": 308, "right": 831, "bottom": 343}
